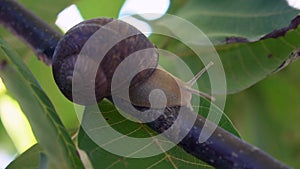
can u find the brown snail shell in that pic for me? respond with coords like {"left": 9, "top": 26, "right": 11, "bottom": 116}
{"left": 52, "top": 18, "right": 158, "bottom": 105}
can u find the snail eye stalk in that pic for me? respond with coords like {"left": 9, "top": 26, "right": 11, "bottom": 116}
{"left": 185, "top": 61, "right": 215, "bottom": 101}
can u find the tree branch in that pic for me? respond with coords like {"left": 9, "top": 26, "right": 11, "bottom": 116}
{"left": 0, "top": 0, "right": 292, "bottom": 168}
{"left": 111, "top": 97, "right": 290, "bottom": 169}
{"left": 0, "top": 0, "right": 62, "bottom": 65}
{"left": 145, "top": 106, "right": 289, "bottom": 169}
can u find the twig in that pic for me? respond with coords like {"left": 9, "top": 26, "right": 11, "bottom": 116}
{"left": 0, "top": 0, "right": 62, "bottom": 65}
{"left": 112, "top": 97, "right": 290, "bottom": 169}
{"left": 144, "top": 106, "right": 290, "bottom": 169}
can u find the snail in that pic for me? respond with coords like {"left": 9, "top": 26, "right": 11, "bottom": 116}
{"left": 52, "top": 18, "right": 214, "bottom": 109}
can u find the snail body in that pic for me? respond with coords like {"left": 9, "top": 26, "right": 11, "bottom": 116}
{"left": 129, "top": 67, "right": 191, "bottom": 109}
{"left": 52, "top": 18, "right": 158, "bottom": 105}
{"left": 52, "top": 18, "right": 213, "bottom": 109}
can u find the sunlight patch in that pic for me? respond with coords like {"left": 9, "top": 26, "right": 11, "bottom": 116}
{"left": 118, "top": 0, "right": 170, "bottom": 36}
{"left": 0, "top": 95, "right": 37, "bottom": 153}
{"left": 286, "top": 0, "right": 300, "bottom": 9}
{"left": 55, "top": 4, "right": 84, "bottom": 33}
{"left": 119, "top": 0, "right": 170, "bottom": 20}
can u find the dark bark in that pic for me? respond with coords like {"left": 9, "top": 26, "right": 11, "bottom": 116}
{"left": 113, "top": 98, "right": 290, "bottom": 169}
{"left": 146, "top": 106, "right": 290, "bottom": 169}
{"left": 0, "top": 0, "right": 62, "bottom": 65}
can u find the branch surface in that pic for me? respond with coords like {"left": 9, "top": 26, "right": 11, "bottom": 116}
{"left": 0, "top": 0, "right": 61, "bottom": 65}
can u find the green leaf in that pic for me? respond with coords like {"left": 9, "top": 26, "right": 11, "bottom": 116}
{"left": 198, "top": 98, "right": 240, "bottom": 137}
{"left": 0, "top": 118, "right": 16, "bottom": 154}
{"left": 0, "top": 39, "right": 83, "bottom": 169}
{"left": 181, "top": 24, "right": 300, "bottom": 93}
{"left": 168, "top": 0, "right": 300, "bottom": 43}
{"left": 7, "top": 144, "right": 49, "bottom": 169}
{"left": 76, "top": 0, "right": 125, "bottom": 19}
{"left": 6, "top": 144, "right": 42, "bottom": 169}
{"left": 79, "top": 127, "right": 213, "bottom": 169}
{"left": 78, "top": 98, "right": 239, "bottom": 168}
{"left": 0, "top": 0, "right": 80, "bottom": 130}
{"left": 149, "top": 0, "right": 300, "bottom": 93}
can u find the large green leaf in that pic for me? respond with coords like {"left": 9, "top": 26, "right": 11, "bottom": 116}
{"left": 168, "top": 0, "right": 300, "bottom": 43}
{"left": 0, "top": 0, "right": 80, "bottom": 129}
{"left": 6, "top": 144, "right": 42, "bottom": 169}
{"left": 180, "top": 22, "right": 300, "bottom": 94}
{"left": 78, "top": 98, "right": 239, "bottom": 169}
{"left": 148, "top": 0, "right": 300, "bottom": 93}
{"left": 0, "top": 118, "right": 16, "bottom": 154}
{"left": 79, "top": 127, "right": 213, "bottom": 169}
{"left": 0, "top": 39, "right": 83, "bottom": 168}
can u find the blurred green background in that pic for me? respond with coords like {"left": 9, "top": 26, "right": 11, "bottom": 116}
{"left": 0, "top": 0, "right": 300, "bottom": 168}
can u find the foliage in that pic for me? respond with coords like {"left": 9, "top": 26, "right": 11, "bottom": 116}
{"left": 0, "top": 39, "right": 83, "bottom": 168}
